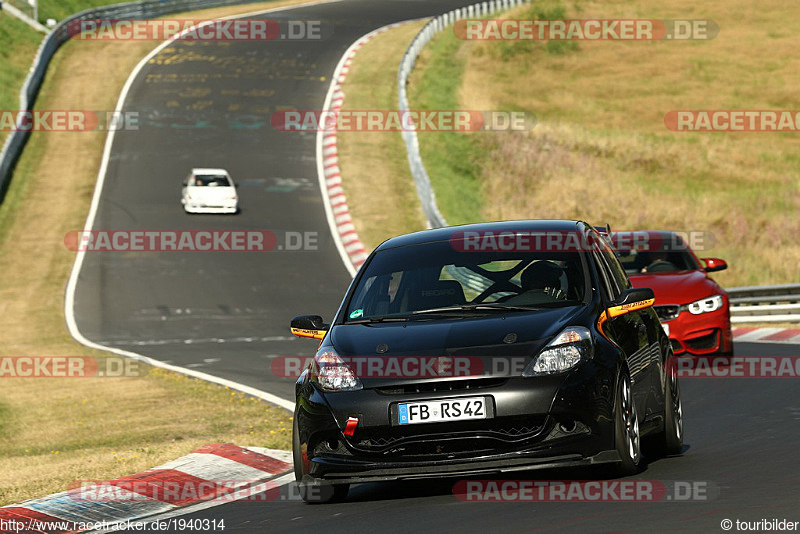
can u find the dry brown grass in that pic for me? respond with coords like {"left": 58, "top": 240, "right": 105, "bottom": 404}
{"left": 0, "top": 368, "right": 293, "bottom": 505}
{"left": 0, "top": 0, "right": 315, "bottom": 504}
{"left": 450, "top": 0, "right": 800, "bottom": 287}
{"left": 336, "top": 21, "right": 429, "bottom": 251}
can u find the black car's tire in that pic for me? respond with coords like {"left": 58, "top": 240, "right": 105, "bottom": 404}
{"left": 292, "top": 413, "right": 304, "bottom": 482}
{"left": 292, "top": 413, "right": 350, "bottom": 504}
{"left": 659, "top": 367, "right": 684, "bottom": 456}
{"left": 612, "top": 371, "right": 641, "bottom": 476}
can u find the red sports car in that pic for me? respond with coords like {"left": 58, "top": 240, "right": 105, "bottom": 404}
{"left": 612, "top": 231, "right": 733, "bottom": 357}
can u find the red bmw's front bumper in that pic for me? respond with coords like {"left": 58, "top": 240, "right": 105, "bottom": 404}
{"left": 660, "top": 303, "right": 732, "bottom": 356}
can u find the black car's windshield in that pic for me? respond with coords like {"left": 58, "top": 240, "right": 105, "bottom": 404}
{"left": 345, "top": 242, "right": 587, "bottom": 322}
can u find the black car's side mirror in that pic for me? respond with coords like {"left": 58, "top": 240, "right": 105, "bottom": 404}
{"left": 290, "top": 315, "right": 329, "bottom": 340}
{"left": 614, "top": 287, "right": 655, "bottom": 308}
{"left": 598, "top": 287, "right": 656, "bottom": 336}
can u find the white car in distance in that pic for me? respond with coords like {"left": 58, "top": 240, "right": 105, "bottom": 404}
{"left": 181, "top": 168, "right": 238, "bottom": 214}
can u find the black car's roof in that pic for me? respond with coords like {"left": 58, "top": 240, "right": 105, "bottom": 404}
{"left": 375, "top": 220, "right": 587, "bottom": 251}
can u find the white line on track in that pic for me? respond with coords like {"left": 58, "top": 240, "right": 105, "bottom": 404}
{"left": 62, "top": 7, "right": 431, "bottom": 530}
{"left": 95, "top": 335, "right": 296, "bottom": 346}
{"left": 63, "top": 0, "right": 357, "bottom": 414}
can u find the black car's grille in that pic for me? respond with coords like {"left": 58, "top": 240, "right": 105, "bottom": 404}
{"left": 374, "top": 378, "right": 506, "bottom": 395}
{"left": 654, "top": 305, "right": 680, "bottom": 321}
{"left": 348, "top": 416, "right": 548, "bottom": 457}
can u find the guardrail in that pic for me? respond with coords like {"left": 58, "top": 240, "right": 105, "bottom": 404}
{"left": 397, "top": 0, "right": 531, "bottom": 229}
{"left": 398, "top": 0, "right": 531, "bottom": 291}
{"left": 1, "top": 1, "right": 49, "bottom": 32}
{"left": 396, "top": 1, "right": 798, "bottom": 323}
{"left": 0, "top": 0, "right": 273, "bottom": 200}
{"left": 728, "top": 284, "right": 800, "bottom": 323}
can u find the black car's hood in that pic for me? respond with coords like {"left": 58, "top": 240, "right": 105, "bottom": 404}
{"left": 329, "top": 306, "right": 585, "bottom": 387}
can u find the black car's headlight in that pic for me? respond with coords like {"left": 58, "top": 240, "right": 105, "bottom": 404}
{"left": 523, "top": 327, "right": 593, "bottom": 377}
{"left": 685, "top": 294, "right": 724, "bottom": 315}
{"left": 312, "top": 348, "right": 363, "bottom": 392}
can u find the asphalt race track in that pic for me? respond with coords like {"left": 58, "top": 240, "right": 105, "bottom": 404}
{"left": 69, "top": 0, "right": 800, "bottom": 531}
{"left": 73, "top": 0, "right": 482, "bottom": 400}
{"left": 145, "top": 342, "right": 800, "bottom": 533}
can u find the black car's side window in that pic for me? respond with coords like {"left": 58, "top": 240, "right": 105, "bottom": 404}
{"left": 595, "top": 253, "right": 617, "bottom": 301}
{"left": 590, "top": 239, "right": 616, "bottom": 303}
{"left": 598, "top": 238, "right": 631, "bottom": 294}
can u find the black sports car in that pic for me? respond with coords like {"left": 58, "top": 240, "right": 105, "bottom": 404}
{"left": 290, "top": 220, "right": 683, "bottom": 503}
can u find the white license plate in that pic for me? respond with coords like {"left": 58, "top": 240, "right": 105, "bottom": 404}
{"left": 397, "top": 397, "right": 488, "bottom": 425}
{"left": 662, "top": 323, "right": 670, "bottom": 336}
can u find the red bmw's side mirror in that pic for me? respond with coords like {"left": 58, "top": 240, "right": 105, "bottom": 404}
{"left": 701, "top": 258, "right": 727, "bottom": 273}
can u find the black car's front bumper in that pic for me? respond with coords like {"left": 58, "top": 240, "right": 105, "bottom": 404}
{"left": 307, "top": 449, "right": 621, "bottom": 485}
{"left": 295, "top": 364, "right": 621, "bottom": 484}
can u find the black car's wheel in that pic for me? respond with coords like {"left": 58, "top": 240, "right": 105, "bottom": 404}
{"left": 293, "top": 413, "right": 349, "bottom": 504}
{"left": 613, "top": 372, "right": 641, "bottom": 476}
{"left": 660, "top": 366, "right": 684, "bottom": 455}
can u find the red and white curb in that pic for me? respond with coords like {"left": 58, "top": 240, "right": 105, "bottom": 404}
{"left": 732, "top": 326, "right": 800, "bottom": 344}
{"left": 317, "top": 21, "right": 419, "bottom": 276}
{"left": 0, "top": 444, "right": 291, "bottom": 533}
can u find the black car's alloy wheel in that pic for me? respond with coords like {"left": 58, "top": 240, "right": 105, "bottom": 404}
{"left": 614, "top": 372, "right": 641, "bottom": 475}
{"left": 662, "top": 367, "right": 684, "bottom": 455}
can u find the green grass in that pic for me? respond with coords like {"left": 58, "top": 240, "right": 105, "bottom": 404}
{"left": 1, "top": 0, "right": 131, "bottom": 150}
{"left": 0, "top": 0, "right": 188, "bottom": 147}
{"left": 0, "top": 15, "right": 44, "bottom": 146}
{"left": 37, "top": 0, "right": 139, "bottom": 22}
{"left": 4, "top": 0, "right": 138, "bottom": 23}
{"left": 1, "top": 0, "right": 135, "bottom": 126}
{"left": 409, "top": 31, "right": 485, "bottom": 225}
{"left": 0, "top": 0, "right": 251, "bottom": 150}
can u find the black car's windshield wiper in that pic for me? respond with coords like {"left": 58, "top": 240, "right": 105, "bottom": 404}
{"left": 348, "top": 316, "right": 412, "bottom": 324}
{"left": 412, "top": 303, "right": 545, "bottom": 315}
{"left": 349, "top": 302, "right": 576, "bottom": 323}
